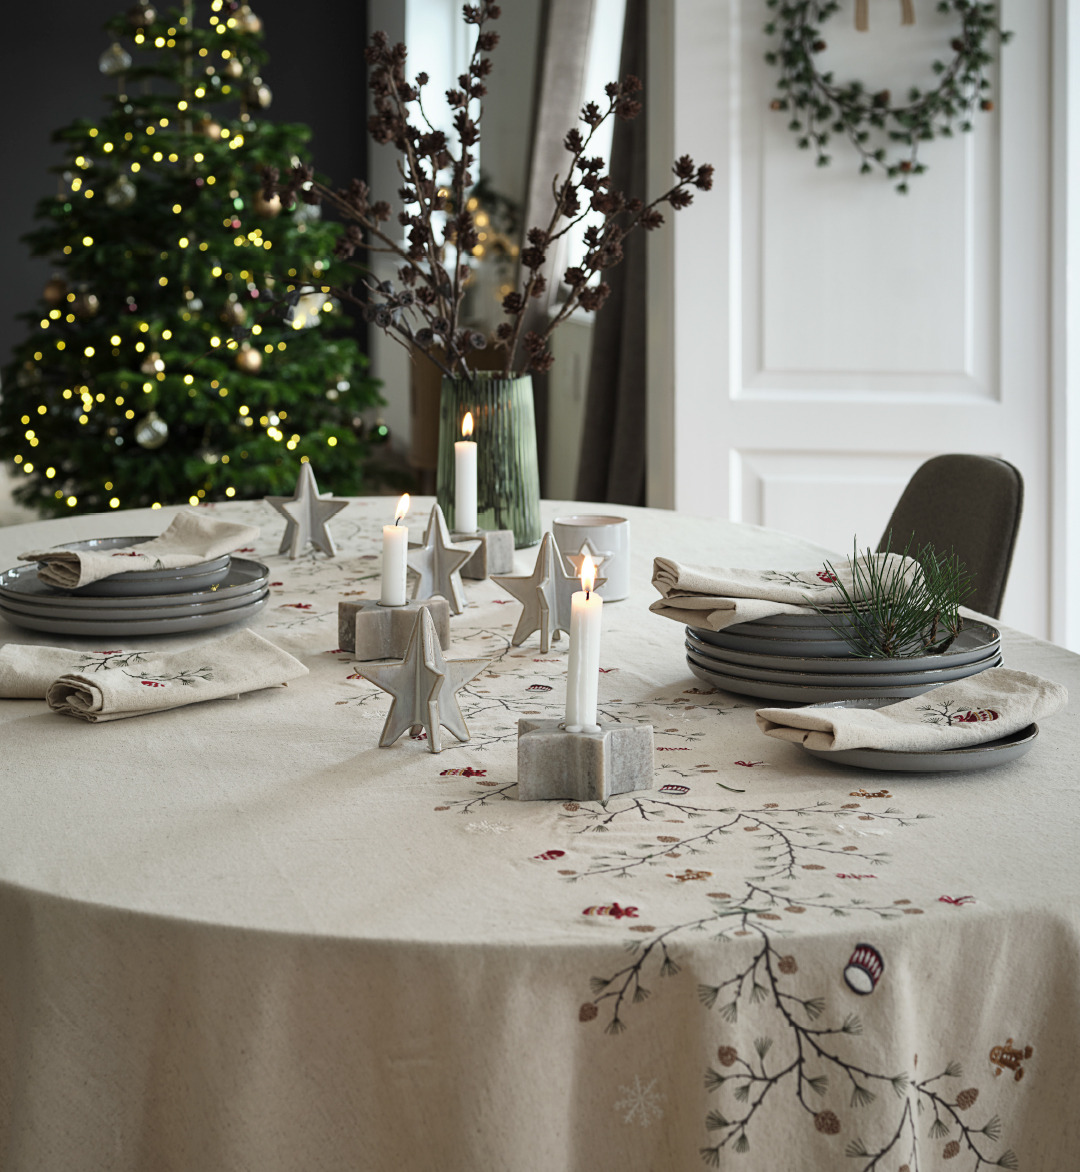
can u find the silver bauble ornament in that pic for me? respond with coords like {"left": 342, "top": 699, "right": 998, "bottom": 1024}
{"left": 135, "top": 410, "right": 169, "bottom": 449}
{"left": 72, "top": 292, "right": 100, "bottom": 319}
{"left": 139, "top": 351, "right": 165, "bottom": 374}
{"left": 105, "top": 174, "right": 137, "bottom": 209}
{"left": 99, "top": 42, "right": 132, "bottom": 76}
{"left": 224, "top": 58, "right": 244, "bottom": 78}
{"left": 127, "top": 2, "right": 156, "bottom": 28}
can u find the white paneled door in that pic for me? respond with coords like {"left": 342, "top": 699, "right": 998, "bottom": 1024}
{"left": 647, "top": 0, "right": 1051, "bottom": 638}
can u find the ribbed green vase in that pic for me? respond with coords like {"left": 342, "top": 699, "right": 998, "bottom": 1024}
{"left": 436, "top": 372, "right": 542, "bottom": 548}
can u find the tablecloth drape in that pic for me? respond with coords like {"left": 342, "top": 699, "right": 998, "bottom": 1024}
{"left": 1, "top": 498, "right": 1077, "bottom": 1172}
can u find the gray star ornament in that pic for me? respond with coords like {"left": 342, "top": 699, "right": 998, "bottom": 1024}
{"left": 265, "top": 463, "right": 349, "bottom": 558}
{"left": 407, "top": 504, "right": 480, "bottom": 615}
{"left": 360, "top": 607, "right": 487, "bottom": 753}
{"left": 492, "top": 531, "right": 606, "bottom": 653}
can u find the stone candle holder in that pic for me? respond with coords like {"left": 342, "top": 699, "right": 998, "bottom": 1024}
{"left": 452, "top": 529, "right": 515, "bottom": 580}
{"left": 337, "top": 597, "right": 451, "bottom": 660}
{"left": 516, "top": 718, "right": 654, "bottom": 802}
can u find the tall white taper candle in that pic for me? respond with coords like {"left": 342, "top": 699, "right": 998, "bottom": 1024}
{"left": 564, "top": 553, "right": 603, "bottom": 732}
{"left": 379, "top": 493, "right": 410, "bottom": 606}
{"left": 455, "top": 411, "right": 478, "bottom": 534}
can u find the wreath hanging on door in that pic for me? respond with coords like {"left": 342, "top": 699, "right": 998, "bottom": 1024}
{"left": 763, "top": 0, "right": 1011, "bottom": 193}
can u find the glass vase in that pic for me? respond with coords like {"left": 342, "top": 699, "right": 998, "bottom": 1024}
{"left": 436, "top": 372, "right": 542, "bottom": 547}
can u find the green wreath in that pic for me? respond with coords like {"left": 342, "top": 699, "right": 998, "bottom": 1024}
{"left": 764, "top": 0, "right": 1011, "bottom": 193}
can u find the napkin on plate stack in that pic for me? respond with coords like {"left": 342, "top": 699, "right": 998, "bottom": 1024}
{"left": 0, "top": 630, "right": 308, "bottom": 721}
{"left": 18, "top": 509, "right": 260, "bottom": 590}
{"left": 649, "top": 553, "right": 918, "bottom": 631}
{"left": 755, "top": 667, "right": 1067, "bottom": 752}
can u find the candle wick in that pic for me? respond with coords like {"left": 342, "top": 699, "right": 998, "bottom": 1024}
{"left": 585, "top": 589, "right": 590, "bottom": 601}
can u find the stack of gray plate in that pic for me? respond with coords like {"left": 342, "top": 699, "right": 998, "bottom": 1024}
{"left": 685, "top": 610, "right": 1001, "bottom": 703}
{"left": 0, "top": 536, "right": 270, "bottom": 637}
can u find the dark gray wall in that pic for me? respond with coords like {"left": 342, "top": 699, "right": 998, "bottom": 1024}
{"left": 0, "top": 0, "right": 368, "bottom": 371}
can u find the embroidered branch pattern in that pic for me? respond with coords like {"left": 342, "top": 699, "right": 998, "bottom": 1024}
{"left": 123, "top": 666, "right": 214, "bottom": 686}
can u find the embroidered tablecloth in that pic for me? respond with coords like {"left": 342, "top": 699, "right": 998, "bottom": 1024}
{"left": 0, "top": 498, "right": 1077, "bottom": 1172}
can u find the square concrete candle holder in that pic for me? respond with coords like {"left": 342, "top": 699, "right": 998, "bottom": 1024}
{"left": 516, "top": 718, "right": 654, "bottom": 802}
{"left": 337, "top": 597, "right": 451, "bottom": 659}
{"left": 452, "top": 529, "right": 515, "bottom": 580}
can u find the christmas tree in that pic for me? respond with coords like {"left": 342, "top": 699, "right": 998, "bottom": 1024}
{"left": 0, "top": 0, "right": 383, "bottom": 518}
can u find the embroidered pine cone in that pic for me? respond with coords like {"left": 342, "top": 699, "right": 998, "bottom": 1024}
{"left": 943, "top": 1140, "right": 961, "bottom": 1159}
{"left": 563, "top": 802, "right": 579, "bottom": 812}
{"left": 814, "top": 1110, "right": 841, "bottom": 1135}
{"left": 956, "top": 1087, "right": 979, "bottom": 1110}
{"left": 778, "top": 955, "right": 798, "bottom": 974}
{"left": 717, "top": 1046, "right": 738, "bottom": 1067}
{"left": 578, "top": 1002, "right": 598, "bottom": 1023}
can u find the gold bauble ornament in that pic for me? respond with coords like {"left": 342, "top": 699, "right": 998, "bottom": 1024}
{"left": 72, "top": 292, "right": 100, "bottom": 319}
{"left": 43, "top": 277, "right": 67, "bottom": 307}
{"left": 200, "top": 118, "right": 223, "bottom": 141}
{"left": 134, "top": 410, "right": 169, "bottom": 450}
{"left": 139, "top": 351, "right": 165, "bottom": 375}
{"left": 246, "top": 78, "right": 272, "bottom": 108}
{"left": 236, "top": 5, "right": 262, "bottom": 33}
{"left": 105, "top": 173, "right": 137, "bottom": 209}
{"left": 224, "top": 58, "right": 244, "bottom": 78}
{"left": 127, "top": 2, "right": 156, "bottom": 28}
{"left": 236, "top": 344, "right": 262, "bottom": 373}
{"left": 221, "top": 296, "right": 247, "bottom": 327}
{"left": 253, "top": 191, "right": 281, "bottom": 218}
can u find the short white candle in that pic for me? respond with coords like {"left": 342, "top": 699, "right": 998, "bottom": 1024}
{"left": 565, "top": 554, "right": 603, "bottom": 733}
{"left": 380, "top": 493, "right": 410, "bottom": 606}
{"left": 455, "top": 411, "right": 478, "bottom": 534}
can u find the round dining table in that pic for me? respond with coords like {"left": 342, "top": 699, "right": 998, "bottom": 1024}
{"left": 0, "top": 496, "right": 1077, "bottom": 1172}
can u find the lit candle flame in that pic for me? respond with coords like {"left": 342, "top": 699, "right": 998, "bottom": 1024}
{"left": 394, "top": 493, "right": 410, "bottom": 526}
{"left": 462, "top": 411, "right": 474, "bottom": 439}
{"left": 580, "top": 552, "right": 597, "bottom": 596}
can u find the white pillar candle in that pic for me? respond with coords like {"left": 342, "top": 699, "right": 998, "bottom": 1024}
{"left": 380, "top": 493, "right": 410, "bottom": 606}
{"left": 455, "top": 411, "right": 478, "bottom": 534}
{"left": 565, "top": 554, "right": 603, "bottom": 732}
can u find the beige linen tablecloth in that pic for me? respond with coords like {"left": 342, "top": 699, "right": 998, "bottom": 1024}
{"left": 1, "top": 499, "right": 1078, "bottom": 1172}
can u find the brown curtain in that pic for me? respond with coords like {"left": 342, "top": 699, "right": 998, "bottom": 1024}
{"left": 519, "top": 0, "right": 595, "bottom": 493}
{"left": 574, "top": 0, "right": 647, "bottom": 506}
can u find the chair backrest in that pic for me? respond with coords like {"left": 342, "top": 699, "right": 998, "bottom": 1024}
{"left": 877, "top": 454, "right": 1024, "bottom": 619}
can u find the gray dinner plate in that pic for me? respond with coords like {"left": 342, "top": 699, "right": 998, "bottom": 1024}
{"left": 685, "top": 652, "right": 995, "bottom": 703}
{"left": 0, "top": 582, "right": 267, "bottom": 622}
{"left": 688, "top": 621, "right": 999, "bottom": 671}
{"left": 798, "top": 699, "right": 1039, "bottom": 772}
{"left": 684, "top": 642, "right": 998, "bottom": 684}
{"left": 22, "top": 536, "right": 232, "bottom": 597}
{"left": 0, "top": 557, "right": 268, "bottom": 611}
{"left": 0, "top": 592, "right": 268, "bottom": 637}
{"left": 685, "top": 638, "right": 1002, "bottom": 687}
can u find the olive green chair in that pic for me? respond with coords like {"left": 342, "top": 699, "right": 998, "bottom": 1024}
{"left": 877, "top": 454, "right": 1023, "bottom": 619}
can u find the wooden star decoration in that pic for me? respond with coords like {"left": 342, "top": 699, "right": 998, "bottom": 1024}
{"left": 265, "top": 463, "right": 349, "bottom": 558}
{"left": 360, "top": 606, "right": 487, "bottom": 753}
{"left": 406, "top": 504, "right": 480, "bottom": 615}
{"left": 563, "top": 537, "right": 612, "bottom": 581}
{"left": 492, "top": 532, "right": 606, "bottom": 653}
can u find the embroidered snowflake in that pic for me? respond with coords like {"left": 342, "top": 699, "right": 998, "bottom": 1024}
{"left": 614, "top": 1074, "right": 665, "bottom": 1127}
{"left": 464, "top": 820, "right": 513, "bottom": 835}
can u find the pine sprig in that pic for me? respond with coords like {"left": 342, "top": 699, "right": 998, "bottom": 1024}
{"left": 815, "top": 535, "right": 973, "bottom": 659}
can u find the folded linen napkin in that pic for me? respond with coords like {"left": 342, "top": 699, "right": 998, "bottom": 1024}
{"left": 43, "top": 629, "right": 306, "bottom": 722}
{"left": 755, "top": 667, "right": 1067, "bottom": 753}
{"left": 0, "top": 643, "right": 140, "bottom": 699}
{"left": 649, "top": 553, "right": 918, "bottom": 631}
{"left": 19, "top": 510, "right": 259, "bottom": 590}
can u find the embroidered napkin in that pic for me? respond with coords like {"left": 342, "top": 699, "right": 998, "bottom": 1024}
{"left": 649, "top": 553, "right": 918, "bottom": 631}
{"left": 0, "top": 644, "right": 135, "bottom": 699}
{"left": 19, "top": 510, "right": 259, "bottom": 590}
{"left": 44, "top": 630, "right": 307, "bottom": 722}
{"left": 755, "top": 667, "right": 1067, "bottom": 753}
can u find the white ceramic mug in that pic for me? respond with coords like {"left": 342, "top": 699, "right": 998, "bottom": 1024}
{"left": 552, "top": 514, "right": 631, "bottom": 602}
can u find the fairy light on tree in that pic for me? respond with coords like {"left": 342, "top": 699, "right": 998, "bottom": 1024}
{"left": 0, "top": 0, "right": 383, "bottom": 517}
